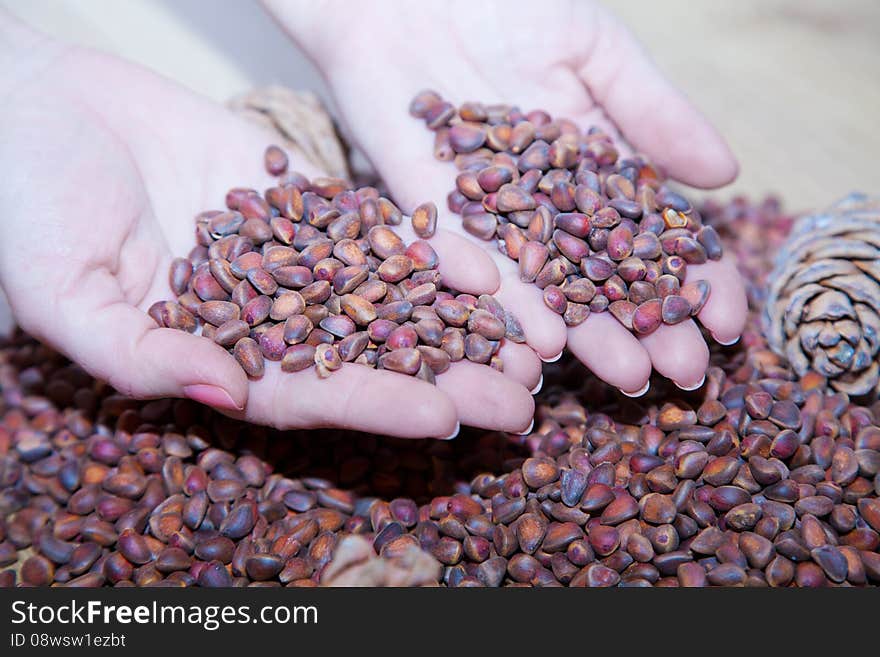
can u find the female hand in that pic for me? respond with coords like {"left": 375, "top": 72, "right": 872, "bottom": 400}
{"left": 267, "top": 0, "right": 748, "bottom": 395}
{"left": 0, "top": 15, "right": 535, "bottom": 437}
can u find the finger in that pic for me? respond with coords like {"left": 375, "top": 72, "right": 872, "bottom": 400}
{"left": 321, "top": 69, "right": 503, "bottom": 297}
{"left": 49, "top": 270, "right": 248, "bottom": 409}
{"left": 686, "top": 253, "right": 748, "bottom": 345}
{"left": 493, "top": 274, "right": 568, "bottom": 360}
{"left": 638, "top": 320, "right": 710, "bottom": 390}
{"left": 567, "top": 311, "right": 652, "bottom": 394}
{"left": 497, "top": 340, "right": 543, "bottom": 391}
{"left": 578, "top": 10, "right": 738, "bottom": 188}
{"left": 328, "top": 73, "right": 462, "bottom": 212}
{"left": 436, "top": 360, "right": 535, "bottom": 433}
{"left": 392, "top": 221, "right": 500, "bottom": 294}
{"left": 246, "top": 361, "right": 459, "bottom": 439}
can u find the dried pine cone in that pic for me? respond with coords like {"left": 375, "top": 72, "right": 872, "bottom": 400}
{"left": 765, "top": 193, "right": 880, "bottom": 395}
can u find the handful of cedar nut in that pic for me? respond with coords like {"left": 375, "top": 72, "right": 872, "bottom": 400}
{"left": 149, "top": 146, "right": 524, "bottom": 381}
{"left": 412, "top": 91, "right": 719, "bottom": 333}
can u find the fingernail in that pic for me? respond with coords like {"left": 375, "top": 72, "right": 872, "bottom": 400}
{"left": 183, "top": 384, "right": 243, "bottom": 411}
{"left": 620, "top": 381, "right": 650, "bottom": 398}
{"left": 530, "top": 374, "right": 544, "bottom": 395}
{"left": 516, "top": 419, "right": 535, "bottom": 436}
{"left": 540, "top": 351, "right": 564, "bottom": 363}
{"left": 674, "top": 374, "right": 706, "bottom": 392}
{"left": 714, "top": 334, "right": 741, "bottom": 346}
{"left": 440, "top": 422, "right": 460, "bottom": 441}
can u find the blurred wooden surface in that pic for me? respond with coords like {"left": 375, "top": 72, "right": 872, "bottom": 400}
{"left": 2, "top": 0, "right": 879, "bottom": 332}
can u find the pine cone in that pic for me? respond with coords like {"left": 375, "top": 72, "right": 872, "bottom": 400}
{"left": 765, "top": 194, "right": 880, "bottom": 395}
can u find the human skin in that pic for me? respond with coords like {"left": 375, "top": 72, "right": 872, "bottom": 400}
{"left": 0, "top": 12, "right": 536, "bottom": 438}
{"left": 264, "top": 0, "right": 749, "bottom": 395}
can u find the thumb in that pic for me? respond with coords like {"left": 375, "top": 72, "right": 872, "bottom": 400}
{"left": 33, "top": 269, "right": 247, "bottom": 411}
{"left": 578, "top": 8, "right": 738, "bottom": 189}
